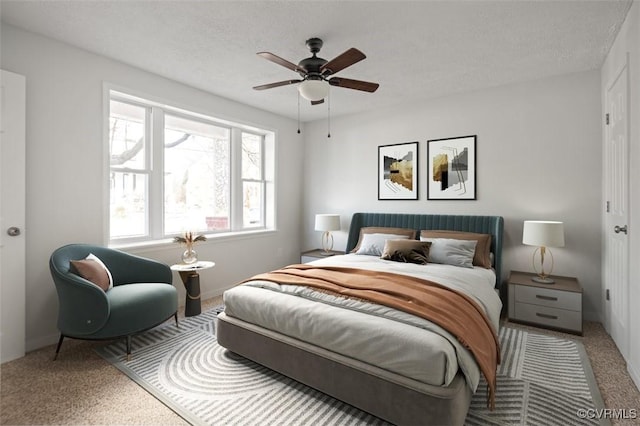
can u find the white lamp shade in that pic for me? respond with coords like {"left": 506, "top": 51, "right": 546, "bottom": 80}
{"left": 298, "top": 80, "right": 329, "bottom": 101}
{"left": 522, "top": 220, "right": 565, "bottom": 247}
{"left": 315, "top": 214, "right": 340, "bottom": 232}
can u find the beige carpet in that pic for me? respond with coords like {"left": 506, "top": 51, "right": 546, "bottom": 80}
{"left": 1, "top": 296, "right": 638, "bottom": 425}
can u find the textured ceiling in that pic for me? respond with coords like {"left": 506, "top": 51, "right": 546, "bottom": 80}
{"left": 0, "top": 0, "right": 632, "bottom": 122}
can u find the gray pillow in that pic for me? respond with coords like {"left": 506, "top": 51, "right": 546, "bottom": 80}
{"left": 420, "top": 237, "right": 477, "bottom": 268}
{"left": 355, "top": 233, "right": 411, "bottom": 256}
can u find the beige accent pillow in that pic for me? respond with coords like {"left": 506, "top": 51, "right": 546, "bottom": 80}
{"left": 420, "top": 230, "right": 492, "bottom": 268}
{"left": 351, "top": 227, "right": 417, "bottom": 253}
{"left": 381, "top": 240, "right": 431, "bottom": 265}
{"left": 354, "top": 233, "right": 411, "bottom": 256}
{"left": 70, "top": 259, "right": 110, "bottom": 291}
{"left": 86, "top": 253, "right": 113, "bottom": 289}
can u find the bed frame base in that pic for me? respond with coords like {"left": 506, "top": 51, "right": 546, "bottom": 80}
{"left": 217, "top": 313, "right": 472, "bottom": 426}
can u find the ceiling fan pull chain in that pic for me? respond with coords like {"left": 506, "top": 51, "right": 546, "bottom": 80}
{"left": 327, "top": 90, "right": 331, "bottom": 138}
{"left": 297, "top": 91, "right": 301, "bottom": 134}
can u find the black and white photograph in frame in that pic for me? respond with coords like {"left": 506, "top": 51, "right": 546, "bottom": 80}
{"left": 378, "top": 141, "right": 418, "bottom": 200}
{"left": 427, "top": 135, "right": 476, "bottom": 200}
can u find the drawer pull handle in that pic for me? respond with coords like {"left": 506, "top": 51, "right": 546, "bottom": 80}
{"left": 536, "top": 295, "right": 558, "bottom": 301}
{"left": 536, "top": 313, "right": 558, "bottom": 320}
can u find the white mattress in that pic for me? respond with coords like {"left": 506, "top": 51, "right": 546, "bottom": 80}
{"left": 223, "top": 254, "right": 502, "bottom": 391}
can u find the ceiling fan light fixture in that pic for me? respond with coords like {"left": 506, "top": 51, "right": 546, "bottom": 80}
{"left": 298, "top": 79, "right": 329, "bottom": 101}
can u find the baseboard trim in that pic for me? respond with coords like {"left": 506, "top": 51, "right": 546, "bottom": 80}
{"left": 26, "top": 332, "right": 60, "bottom": 353}
{"left": 628, "top": 362, "right": 640, "bottom": 392}
{"left": 583, "top": 310, "right": 600, "bottom": 322}
{"left": 195, "top": 284, "right": 234, "bottom": 307}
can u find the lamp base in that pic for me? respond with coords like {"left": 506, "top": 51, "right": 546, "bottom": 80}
{"left": 319, "top": 251, "right": 336, "bottom": 257}
{"left": 532, "top": 276, "right": 555, "bottom": 284}
{"left": 320, "top": 231, "right": 334, "bottom": 256}
{"left": 530, "top": 247, "right": 556, "bottom": 284}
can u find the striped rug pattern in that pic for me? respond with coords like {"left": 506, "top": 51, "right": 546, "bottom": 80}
{"left": 96, "top": 308, "right": 606, "bottom": 426}
{"left": 467, "top": 326, "right": 605, "bottom": 426}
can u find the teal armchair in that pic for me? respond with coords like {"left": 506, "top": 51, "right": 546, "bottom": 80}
{"left": 50, "top": 244, "right": 178, "bottom": 360}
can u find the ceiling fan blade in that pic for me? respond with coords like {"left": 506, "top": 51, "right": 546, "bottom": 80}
{"left": 311, "top": 99, "right": 325, "bottom": 106}
{"left": 253, "top": 79, "right": 302, "bottom": 90}
{"left": 328, "top": 77, "right": 379, "bottom": 93}
{"left": 257, "top": 52, "right": 302, "bottom": 72}
{"left": 320, "top": 48, "right": 366, "bottom": 76}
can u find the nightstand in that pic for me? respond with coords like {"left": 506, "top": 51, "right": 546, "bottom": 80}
{"left": 301, "top": 249, "right": 343, "bottom": 263}
{"left": 508, "top": 270, "right": 583, "bottom": 335}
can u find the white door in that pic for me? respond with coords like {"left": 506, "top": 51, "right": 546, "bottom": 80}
{"left": 0, "top": 70, "right": 26, "bottom": 363}
{"left": 604, "top": 59, "right": 630, "bottom": 359}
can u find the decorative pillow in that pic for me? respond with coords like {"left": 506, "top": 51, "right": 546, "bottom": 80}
{"left": 70, "top": 259, "right": 110, "bottom": 291}
{"left": 351, "top": 227, "right": 416, "bottom": 253}
{"left": 420, "top": 230, "right": 492, "bottom": 268}
{"left": 420, "top": 238, "right": 477, "bottom": 268}
{"left": 86, "top": 253, "right": 114, "bottom": 289}
{"left": 381, "top": 240, "right": 431, "bottom": 265}
{"left": 354, "top": 233, "right": 412, "bottom": 256}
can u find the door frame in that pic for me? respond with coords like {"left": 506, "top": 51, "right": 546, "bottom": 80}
{"left": 0, "top": 69, "right": 27, "bottom": 363}
{"left": 602, "top": 56, "right": 630, "bottom": 360}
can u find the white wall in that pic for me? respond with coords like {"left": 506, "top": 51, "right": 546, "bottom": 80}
{"left": 601, "top": 0, "right": 640, "bottom": 390}
{"left": 303, "top": 70, "right": 603, "bottom": 321}
{"left": 0, "top": 22, "right": 612, "bottom": 352}
{"left": 0, "top": 25, "right": 304, "bottom": 351}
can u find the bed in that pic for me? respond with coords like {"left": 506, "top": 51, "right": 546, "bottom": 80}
{"left": 217, "top": 212, "right": 504, "bottom": 425}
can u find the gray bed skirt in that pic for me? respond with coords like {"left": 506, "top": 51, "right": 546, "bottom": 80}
{"left": 216, "top": 312, "right": 472, "bottom": 426}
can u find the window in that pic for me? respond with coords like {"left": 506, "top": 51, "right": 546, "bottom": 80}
{"left": 109, "top": 100, "right": 149, "bottom": 239}
{"left": 242, "top": 132, "right": 264, "bottom": 228}
{"left": 163, "top": 114, "right": 230, "bottom": 235}
{"left": 108, "top": 90, "right": 275, "bottom": 244}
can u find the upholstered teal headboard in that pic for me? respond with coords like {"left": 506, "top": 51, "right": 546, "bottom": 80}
{"left": 345, "top": 212, "right": 504, "bottom": 288}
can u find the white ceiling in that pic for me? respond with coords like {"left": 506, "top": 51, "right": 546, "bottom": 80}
{"left": 0, "top": 0, "right": 632, "bottom": 122}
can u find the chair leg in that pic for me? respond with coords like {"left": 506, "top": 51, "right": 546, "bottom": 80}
{"left": 126, "top": 335, "right": 132, "bottom": 362}
{"left": 174, "top": 312, "right": 179, "bottom": 328}
{"left": 53, "top": 334, "right": 65, "bottom": 361}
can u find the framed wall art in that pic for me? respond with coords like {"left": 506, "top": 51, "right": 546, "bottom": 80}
{"left": 378, "top": 141, "right": 418, "bottom": 200}
{"left": 427, "top": 135, "right": 476, "bottom": 200}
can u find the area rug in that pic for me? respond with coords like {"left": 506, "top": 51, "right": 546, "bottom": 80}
{"left": 96, "top": 307, "right": 608, "bottom": 426}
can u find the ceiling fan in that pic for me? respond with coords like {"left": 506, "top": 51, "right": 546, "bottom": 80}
{"left": 253, "top": 38, "right": 379, "bottom": 105}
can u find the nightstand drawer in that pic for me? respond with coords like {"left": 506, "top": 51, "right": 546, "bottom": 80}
{"left": 301, "top": 255, "right": 318, "bottom": 264}
{"left": 514, "top": 285, "right": 581, "bottom": 311}
{"left": 513, "top": 302, "right": 582, "bottom": 332}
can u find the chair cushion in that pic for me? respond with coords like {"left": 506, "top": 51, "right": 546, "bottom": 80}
{"left": 91, "top": 283, "right": 177, "bottom": 339}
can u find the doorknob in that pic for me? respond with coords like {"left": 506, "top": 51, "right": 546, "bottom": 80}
{"left": 6, "top": 227, "right": 21, "bottom": 237}
{"left": 614, "top": 225, "right": 628, "bottom": 234}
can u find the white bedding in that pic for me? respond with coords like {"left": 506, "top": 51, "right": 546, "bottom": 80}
{"left": 223, "top": 254, "right": 502, "bottom": 392}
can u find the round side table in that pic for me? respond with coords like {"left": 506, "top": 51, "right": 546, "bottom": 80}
{"left": 170, "top": 261, "right": 215, "bottom": 317}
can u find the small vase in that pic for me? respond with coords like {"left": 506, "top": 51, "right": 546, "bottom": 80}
{"left": 181, "top": 247, "right": 198, "bottom": 264}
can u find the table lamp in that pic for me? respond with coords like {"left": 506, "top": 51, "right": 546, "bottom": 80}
{"left": 522, "top": 220, "right": 565, "bottom": 284}
{"left": 315, "top": 214, "right": 340, "bottom": 255}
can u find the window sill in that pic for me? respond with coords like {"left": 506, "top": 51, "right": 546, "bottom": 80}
{"left": 109, "top": 228, "right": 277, "bottom": 254}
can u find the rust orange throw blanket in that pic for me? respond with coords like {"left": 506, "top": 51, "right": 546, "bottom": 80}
{"left": 247, "top": 264, "right": 500, "bottom": 409}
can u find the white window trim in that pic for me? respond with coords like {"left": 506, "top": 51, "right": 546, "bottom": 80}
{"left": 102, "top": 83, "right": 278, "bottom": 248}
{"left": 240, "top": 129, "right": 267, "bottom": 229}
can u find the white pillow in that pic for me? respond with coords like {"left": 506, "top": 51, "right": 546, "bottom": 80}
{"left": 355, "top": 233, "right": 411, "bottom": 256}
{"left": 420, "top": 237, "right": 477, "bottom": 268}
{"left": 86, "top": 253, "right": 114, "bottom": 290}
